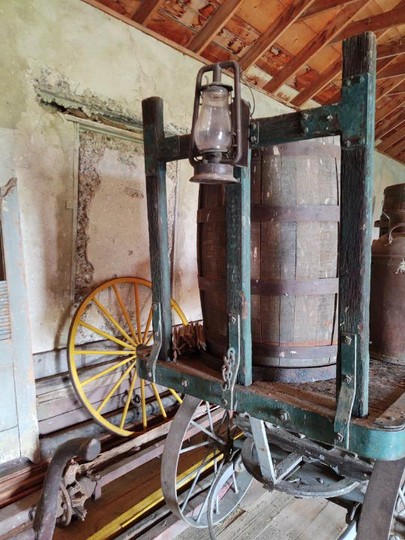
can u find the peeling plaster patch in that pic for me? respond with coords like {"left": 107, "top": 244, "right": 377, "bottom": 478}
{"left": 33, "top": 67, "right": 142, "bottom": 130}
{"left": 124, "top": 186, "right": 144, "bottom": 199}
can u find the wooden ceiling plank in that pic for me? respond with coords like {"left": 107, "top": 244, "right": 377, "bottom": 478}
{"left": 240, "top": 0, "right": 317, "bottom": 71}
{"left": 333, "top": 1, "right": 405, "bottom": 43}
{"left": 377, "top": 60, "right": 405, "bottom": 79}
{"left": 377, "top": 39, "right": 405, "bottom": 58}
{"left": 375, "top": 107, "right": 405, "bottom": 139}
{"left": 376, "top": 76, "right": 405, "bottom": 101}
{"left": 263, "top": 0, "right": 369, "bottom": 94}
{"left": 291, "top": 28, "right": 393, "bottom": 107}
{"left": 386, "top": 137, "right": 405, "bottom": 160}
{"left": 388, "top": 80, "right": 405, "bottom": 94}
{"left": 377, "top": 121, "right": 405, "bottom": 151}
{"left": 298, "top": 0, "right": 360, "bottom": 21}
{"left": 132, "top": 0, "right": 164, "bottom": 24}
{"left": 291, "top": 58, "right": 341, "bottom": 106}
{"left": 376, "top": 95, "right": 404, "bottom": 123}
{"left": 187, "top": 0, "right": 245, "bottom": 54}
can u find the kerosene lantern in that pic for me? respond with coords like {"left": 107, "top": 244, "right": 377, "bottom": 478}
{"left": 189, "top": 61, "right": 242, "bottom": 184}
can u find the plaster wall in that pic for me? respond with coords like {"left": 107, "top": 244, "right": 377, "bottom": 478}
{"left": 1, "top": 0, "right": 291, "bottom": 354}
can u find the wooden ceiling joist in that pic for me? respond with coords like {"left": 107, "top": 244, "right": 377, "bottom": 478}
{"left": 187, "top": 0, "right": 245, "bottom": 54}
{"left": 376, "top": 95, "right": 404, "bottom": 123}
{"left": 240, "top": 0, "right": 316, "bottom": 71}
{"left": 378, "top": 61, "right": 405, "bottom": 80}
{"left": 263, "top": 0, "right": 369, "bottom": 94}
{"left": 333, "top": 1, "right": 405, "bottom": 42}
{"left": 375, "top": 107, "right": 405, "bottom": 139}
{"left": 376, "top": 76, "right": 405, "bottom": 101}
{"left": 377, "top": 39, "right": 405, "bottom": 59}
{"left": 387, "top": 137, "right": 405, "bottom": 160}
{"left": 389, "top": 80, "right": 405, "bottom": 95}
{"left": 132, "top": 0, "right": 164, "bottom": 24}
{"left": 377, "top": 122, "right": 405, "bottom": 152}
{"left": 298, "top": 0, "right": 361, "bottom": 21}
{"left": 291, "top": 58, "right": 341, "bottom": 107}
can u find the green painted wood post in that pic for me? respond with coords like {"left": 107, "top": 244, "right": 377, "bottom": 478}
{"left": 142, "top": 97, "right": 172, "bottom": 361}
{"left": 338, "top": 33, "right": 377, "bottom": 418}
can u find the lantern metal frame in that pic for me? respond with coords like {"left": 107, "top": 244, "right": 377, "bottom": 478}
{"left": 189, "top": 61, "right": 243, "bottom": 184}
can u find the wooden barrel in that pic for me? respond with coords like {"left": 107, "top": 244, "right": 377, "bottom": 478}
{"left": 197, "top": 140, "right": 340, "bottom": 382}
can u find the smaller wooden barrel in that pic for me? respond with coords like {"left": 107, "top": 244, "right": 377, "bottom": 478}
{"left": 375, "top": 183, "right": 405, "bottom": 236}
{"left": 198, "top": 140, "right": 340, "bottom": 382}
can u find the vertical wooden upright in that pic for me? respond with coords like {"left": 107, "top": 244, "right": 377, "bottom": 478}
{"left": 142, "top": 97, "right": 172, "bottom": 361}
{"left": 339, "top": 33, "right": 376, "bottom": 417}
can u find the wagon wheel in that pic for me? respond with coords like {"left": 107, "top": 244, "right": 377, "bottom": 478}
{"left": 357, "top": 457, "right": 405, "bottom": 540}
{"left": 161, "top": 395, "right": 252, "bottom": 529}
{"left": 68, "top": 277, "right": 187, "bottom": 436}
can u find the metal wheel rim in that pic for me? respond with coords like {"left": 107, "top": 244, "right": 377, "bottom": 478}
{"left": 161, "top": 395, "right": 252, "bottom": 528}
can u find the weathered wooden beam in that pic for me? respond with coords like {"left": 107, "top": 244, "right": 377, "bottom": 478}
{"left": 338, "top": 32, "right": 376, "bottom": 418}
{"left": 377, "top": 60, "right": 405, "bottom": 80}
{"left": 375, "top": 107, "right": 405, "bottom": 139}
{"left": 239, "top": 0, "right": 316, "bottom": 71}
{"left": 377, "top": 121, "right": 405, "bottom": 152}
{"left": 142, "top": 97, "right": 172, "bottom": 361}
{"left": 333, "top": 1, "right": 405, "bottom": 42}
{"left": 263, "top": 0, "right": 369, "bottom": 93}
{"left": 187, "top": 0, "right": 244, "bottom": 54}
{"left": 298, "top": 0, "right": 360, "bottom": 20}
{"left": 291, "top": 58, "right": 341, "bottom": 107}
{"left": 132, "top": 0, "right": 164, "bottom": 25}
{"left": 377, "top": 38, "right": 405, "bottom": 58}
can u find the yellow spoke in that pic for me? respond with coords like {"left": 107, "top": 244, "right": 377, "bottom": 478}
{"left": 74, "top": 349, "right": 135, "bottom": 356}
{"left": 119, "top": 371, "right": 138, "bottom": 429}
{"left": 79, "top": 320, "right": 134, "bottom": 350}
{"left": 97, "top": 360, "right": 136, "bottom": 414}
{"left": 151, "top": 383, "right": 167, "bottom": 418}
{"left": 112, "top": 284, "right": 139, "bottom": 344}
{"left": 141, "top": 379, "right": 147, "bottom": 428}
{"left": 169, "top": 388, "right": 183, "bottom": 404}
{"left": 134, "top": 283, "right": 142, "bottom": 342}
{"left": 82, "top": 355, "right": 136, "bottom": 387}
{"left": 142, "top": 308, "right": 153, "bottom": 344}
{"left": 93, "top": 297, "right": 137, "bottom": 347}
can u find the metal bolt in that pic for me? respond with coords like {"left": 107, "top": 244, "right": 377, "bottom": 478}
{"left": 181, "top": 379, "right": 189, "bottom": 388}
{"left": 276, "top": 409, "right": 290, "bottom": 423}
{"left": 152, "top": 303, "right": 158, "bottom": 311}
{"left": 147, "top": 371, "right": 152, "bottom": 379}
{"left": 302, "top": 112, "right": 309, "bottom": 120}
{"left": 344, "top": 79, "right": 351, "bottom": 87}
{"left": 303, "top": 127, "right": 309, "bottom": 134}
{"left": 344, "top": 374, "right": 352, "bottom": 384}
{"left": 344, "top": 335, "right": 352, "bottom": 345}
{"left": 326, "top": 114, "right": 333, "bottom": 121}
{"left": 251, "top": 121, "right": 257, "bottom": 131}
{"left": 336, "top": 432, "right": 344, "bottom": 443}
{"left": 222, "top": 398, "right": 228, "bottom": 406}
{"left": 250, "top": 135, "right": 258, "bottom": 144}
{"left": 344, "top": 140, "right": 351, "bottom": 147}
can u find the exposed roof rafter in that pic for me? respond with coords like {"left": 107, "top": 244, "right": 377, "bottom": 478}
{"left": 240, "top": 0, "right": 316, "bottom": 71}
{"left": 132, "top": 0, "right": 164, "bottom": 25}
{"left": 187, "top": 0, "right": 245, "bottom": 54}
{"left": 263, "top": 0, "right": 369, "bottom": 94}
{"left": 377, "top": 121, "right": 405, "bottom": 152}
